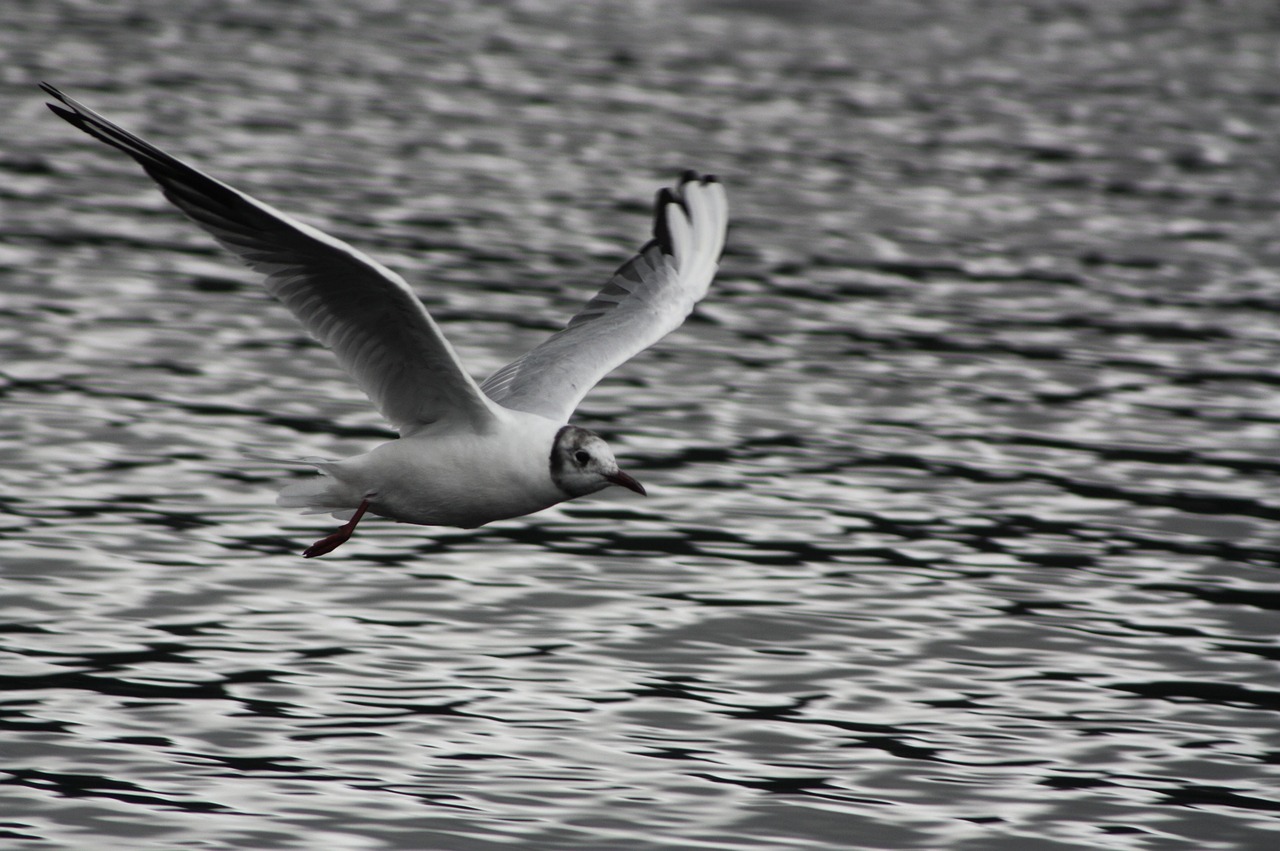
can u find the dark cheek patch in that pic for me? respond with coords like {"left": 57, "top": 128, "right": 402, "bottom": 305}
{"left": 549, "top": 425, "right": 573, "bottom": 485}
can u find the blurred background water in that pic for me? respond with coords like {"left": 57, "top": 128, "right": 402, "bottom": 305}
{"left": 3, "top": 0, "right": 1280, "bottom": 848}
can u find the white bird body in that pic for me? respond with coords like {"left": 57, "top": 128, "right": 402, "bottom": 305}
{"left": 282, "top": 412, "right": 567, "bottom": 528}
{"left": 41, "top": 83, "right": 728, "bottom": 556}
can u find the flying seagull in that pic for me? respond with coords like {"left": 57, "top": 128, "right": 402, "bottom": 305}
{"left": 41, "top": 83, "right": 728, "bottom": 557}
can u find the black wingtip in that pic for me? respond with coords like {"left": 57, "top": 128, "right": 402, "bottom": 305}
{"left": 650, "top": 170, "right": 721, "bottom": 253}
{"left": 40, "top": 82, "right": 70, "bottom": 116}
{"left": 677, "top": 170, "right": 719, "bottom": 187}
{"left": 650, "top": 172, "right": 721, "bottom": 255}
{"left": 40, "top": 83, "right": 90, "bottom": 127}
{"left": 652, "top": 186, "right": 677, "bottom": 254}
{"left": 45, "top": 101, "right": 74, "bottom": 120}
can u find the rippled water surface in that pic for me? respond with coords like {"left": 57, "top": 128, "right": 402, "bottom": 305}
{"left": 5, "top": 1, "right": 1280, "bottom": 848}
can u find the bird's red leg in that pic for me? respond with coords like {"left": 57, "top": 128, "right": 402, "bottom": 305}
{"left": 302, "top": 499, "right": 371, "bottom": 558}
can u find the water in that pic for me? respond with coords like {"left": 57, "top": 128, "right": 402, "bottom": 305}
{"left": 3, "top": 1, "right": 1280, "bottom": 848}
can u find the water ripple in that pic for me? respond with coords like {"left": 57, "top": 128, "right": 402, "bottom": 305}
{"left": 4, "top": 0, "right": 1280, "bottom": 848}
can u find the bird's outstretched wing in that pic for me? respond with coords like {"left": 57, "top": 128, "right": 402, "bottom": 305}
{"left": 42, "top": 83, "right": 499, "bottom": 436}
{"left": 481, "top": 172, "right": 728, "bottom": 422}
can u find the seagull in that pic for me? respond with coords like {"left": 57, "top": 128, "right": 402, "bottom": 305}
{"left": 41, "top": 84, "right": 728, "bottom": 557}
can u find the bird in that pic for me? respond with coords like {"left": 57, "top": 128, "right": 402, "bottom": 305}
{"left": 41, "top": 83, "right": 728, "bottom": 558}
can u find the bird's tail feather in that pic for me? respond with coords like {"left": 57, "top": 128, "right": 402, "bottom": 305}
{"left": 277, "top": 459, "right": 359, "bottom": 520}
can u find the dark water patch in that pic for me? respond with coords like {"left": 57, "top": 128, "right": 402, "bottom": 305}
{"left": 189, "top": 275, "right": 244, "bottom": 293}
{"left": 648, "top": 591, "right": 793, "bottom": 608}
{"left": 0, "top": 154, "right": 57, "bottom": 176}
{"left": 0, "top": 824, "right": 42, "bottom": 842}
{"left": 176, "top": 751, "right": 311, "bottom": 776}
{"left": 337, "top": 696, "right": 483, "bottom": 721}
{"left": 0, "top": 666, "right": 287, "bottom": 706}
{"left": 1110, "top": 681, "right": 1280, "bottom": 713}
{"left": 1140, "top": 583, "right": 1280, "bottom": 612}
{"left": 689, "top": 771, "right": 848, "bottom": 797}
{"left": 1173, "top": 368, "right": 1280, "bottom": 389}
{"left": 1, "top": 768, "right": 228, "bottom": 813}
{"left": 1079, "top": 250, "right": 1163, "bottom": 270}
{"left": 1213, "top": 643, "right": 1280, "bottom": 663}
{"left": 0, "top": 701, "right": 72, "bottom": 733}
{"left": 1158, "top": 784, "right": 1280, "bottom": 813}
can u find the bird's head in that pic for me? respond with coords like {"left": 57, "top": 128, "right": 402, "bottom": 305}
{"left": 550, "top": 425, "right": 646, "bottom": 499}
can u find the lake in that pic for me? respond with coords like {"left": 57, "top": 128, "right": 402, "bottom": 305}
{"left": 2, "top": 1, "right": 1280, "bottom": 848}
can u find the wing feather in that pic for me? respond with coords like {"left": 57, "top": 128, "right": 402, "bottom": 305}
{"left": 42, "top": 83, "right": 498, "bottom": 436}
{"left": 481, "top": 172, "right": 727, "bottom": 421}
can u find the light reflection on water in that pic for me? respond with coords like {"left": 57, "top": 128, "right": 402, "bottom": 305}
{"left": 4, "top": 1, "right": 1280, "bottom": 849}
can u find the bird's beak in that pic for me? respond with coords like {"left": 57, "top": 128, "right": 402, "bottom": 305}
{"left": 607, "top": 470, "right": 647, "bottom": 496}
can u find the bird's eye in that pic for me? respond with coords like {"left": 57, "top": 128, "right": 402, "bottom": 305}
{"left": 574, "top": 450, "right": 591, "bottom": 466}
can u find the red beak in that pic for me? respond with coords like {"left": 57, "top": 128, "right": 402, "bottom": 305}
{"left": 606, "top": 470, "right": 647, "bottom": 496}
